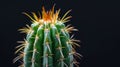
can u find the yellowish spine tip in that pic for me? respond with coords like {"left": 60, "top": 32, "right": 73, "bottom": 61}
{"left": 18, "top": 25, "right": 32, "bottom": 34}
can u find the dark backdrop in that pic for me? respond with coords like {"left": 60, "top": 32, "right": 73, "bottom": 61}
{"left": 0, "top": 0, "right": 120, "bottom": 67}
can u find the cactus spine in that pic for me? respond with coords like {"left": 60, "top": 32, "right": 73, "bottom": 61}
{"left": 14, "top": 6, "right": 81, "bottom": 67}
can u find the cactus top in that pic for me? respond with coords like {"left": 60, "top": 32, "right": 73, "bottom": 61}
{"left": 23, "top": 6, "right": 72, "bottom": 25}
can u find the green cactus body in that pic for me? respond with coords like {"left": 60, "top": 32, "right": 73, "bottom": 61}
{"left": 14, "top": 6, "right": 81, "bottom": 67}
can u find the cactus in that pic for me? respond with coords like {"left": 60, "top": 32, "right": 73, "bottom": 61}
{"left": 14, "top": 6, "right": 81, "bottom": 67}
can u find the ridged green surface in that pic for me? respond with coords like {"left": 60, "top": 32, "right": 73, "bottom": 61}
{"left": 23, "top": 22, "right": 74, "bottom": 67}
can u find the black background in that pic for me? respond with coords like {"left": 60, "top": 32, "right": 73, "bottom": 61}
{"left": 0, "top": 0, "right": 120, "bottom": 67}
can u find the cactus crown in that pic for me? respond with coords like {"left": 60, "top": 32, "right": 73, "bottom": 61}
{"left": 14, "top": 6, "right": 81, "bottom": 67}
{"left": 23, "top": 6, "right": 71, "bottom": 24}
